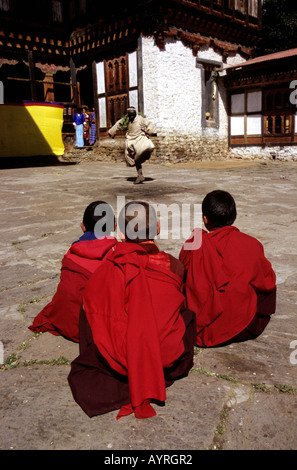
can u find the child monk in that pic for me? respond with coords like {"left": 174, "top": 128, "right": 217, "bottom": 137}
{"left": 28, "top": 201, "right": 117, "bottom": 343}
{"left": 179, "top": 190, "right": 276, "bottom": 348}
{"left": 68, "top": 201, "right": 196, "bottom": 419}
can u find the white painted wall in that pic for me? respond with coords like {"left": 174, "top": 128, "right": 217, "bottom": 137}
{"left": 141, "top": 36, "right": 245, "bottom": 141}
{"left": 142, "top": 36, "right": 201, "bottom": 135}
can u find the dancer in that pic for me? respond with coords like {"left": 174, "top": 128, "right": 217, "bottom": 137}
{"left": 108, "top": 107, "right": 157, "bottom": 184}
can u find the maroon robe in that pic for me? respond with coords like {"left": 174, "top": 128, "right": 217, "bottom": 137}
{"left": 180, "top": 226, "right": 276, "bottom": 347}
{"left": 28, "top": 236, "right": 117, "bottom": 342}
{"left": 68, "top": 241, "right": 196, "bottom": 419}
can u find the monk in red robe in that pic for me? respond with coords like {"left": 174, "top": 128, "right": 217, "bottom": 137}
{"left": 29, "top": 201, "right": 117, "bottom": 343}
{"left": 68, "top": 201, "right": 196, "bottom": 419}
{"left": 179, "top": 190, "right": 276, "bottom": 348}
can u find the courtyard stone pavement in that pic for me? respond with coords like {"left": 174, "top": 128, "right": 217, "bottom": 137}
{"left": 0, "top": 156, "right": 296, "bottom": 454}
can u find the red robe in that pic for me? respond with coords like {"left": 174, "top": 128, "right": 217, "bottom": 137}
{"left": 28, "top": 236, "right": 117, "bottom": 342}
{"left": 179, "top": 226, "right": 276, "bottom": 347}
{"left": 68, "top": 242, "right": 196, "bottom": 419}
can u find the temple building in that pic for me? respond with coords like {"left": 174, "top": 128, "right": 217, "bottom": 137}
{"left": 221, "top": 48, "right": 297, "bottom": 161}
{"left": 4, "top": 0, "right": 292, "bottom": 161}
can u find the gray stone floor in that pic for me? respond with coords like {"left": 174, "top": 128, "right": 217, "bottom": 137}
{"left": 0, "top": 157, "right": 296, "bottom": 451}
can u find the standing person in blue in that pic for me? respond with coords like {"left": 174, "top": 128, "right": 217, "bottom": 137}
{"left": 73, "top": 107, "right": 85, "bottom": 147}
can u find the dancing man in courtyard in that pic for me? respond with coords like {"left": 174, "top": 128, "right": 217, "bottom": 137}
{"left": 108, "top": 107, "right": 157, "bottom": 184}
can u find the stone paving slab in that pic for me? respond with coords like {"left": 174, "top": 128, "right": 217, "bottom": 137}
{"left": 0, "top": 158, "right": 297, "bottom": 452}
{"left": 0, "top": 366, "right": 232, "bottom": 451}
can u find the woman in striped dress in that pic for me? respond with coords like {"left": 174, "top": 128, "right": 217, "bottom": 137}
{"left": 89, "top": 107, "right": 96, "bottom": 145}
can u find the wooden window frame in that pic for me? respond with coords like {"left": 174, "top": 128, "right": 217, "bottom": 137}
{"left": 229, "top": 89, "right": 263, "bottom": 146}
{"left": 100, "top": 54, "right": 129, "bottom": 136}
{"left": 229, "top": 86, "right": 297, "bottom": 146}
{"left": 263, "top": 87, "right": 295, "bottom": 144}
{"left": 95, "top": 42, "right": 144, "bottom": 138}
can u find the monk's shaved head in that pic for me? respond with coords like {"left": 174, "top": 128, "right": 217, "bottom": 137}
{"left": 83, "top": 200, "right": 115, "bottom": 235}
{"left": 118, "top": 201, "right": 157, "bottom": 242}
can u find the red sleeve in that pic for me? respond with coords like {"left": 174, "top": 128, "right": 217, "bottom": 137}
{"left": 29, "top": 257, "right": 92, "bottom": 342}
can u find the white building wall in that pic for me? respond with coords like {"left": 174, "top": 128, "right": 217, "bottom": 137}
{"left": 142, "top": 36, "right": 201, "bottom": 135}
{"left": 229, "top": 146, "right": 297, "bottom": 161}
{"left": 140, "top": 35, "right": 246, "bottom": 161}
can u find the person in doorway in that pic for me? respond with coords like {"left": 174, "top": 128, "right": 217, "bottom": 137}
{"left": 68, "top": 201, "right": 196, "bottom": 419}
{"left": 73, "top": 108, "right": 85, "bottom": 147}
{"left": 179, "top": 190, "right": 276, "bottom": 348}
{"left": 28, "top": 201, "right": 117, "bottom": 343}
{"left": 108, "top": 107, "right": 157, "bottom": 184}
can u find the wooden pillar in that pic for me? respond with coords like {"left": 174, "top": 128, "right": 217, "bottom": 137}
{"left": 28, "top": 51, "right": 37, "bottom": 101}
{"left": 70, "top": 58, "right": 78, "bottom": 106}
{"left": 43, "top": 72, "right": 55, "bottom": 102}
{"left": 230, "top": 0, "right": 235, "bottom": 19}
{"left": 245, "top": 0, "right": 249, "bottom": 25}
{"left": 258, "top": 0, "right": 262, "bottom": 28}
{"left": 137, "top": 35, "right": 144, "bottom": 115}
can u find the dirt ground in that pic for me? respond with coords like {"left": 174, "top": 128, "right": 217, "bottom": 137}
{"left": 0, "top": 156, "right": 297, "bottom": 454}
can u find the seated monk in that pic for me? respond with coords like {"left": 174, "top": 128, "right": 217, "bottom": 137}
{"left": 68, "top": 201, "right": 196, "bottom": 419}
{"left": 179, "top": 190, "right": 276, "bottom": 348}
{"left": 28, "top": 201, "right": 117, "bottom": 342}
